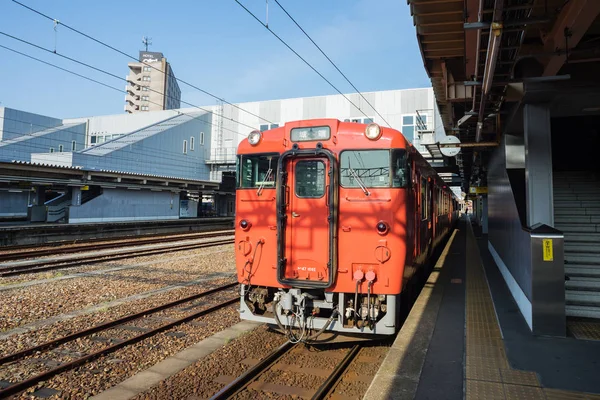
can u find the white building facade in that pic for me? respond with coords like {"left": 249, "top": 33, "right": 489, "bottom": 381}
{"left": 204, "top": 88, "right": 445, "bottom": 181}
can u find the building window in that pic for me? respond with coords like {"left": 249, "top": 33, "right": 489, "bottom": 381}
{"left": 142, "top": 96, "right": 149, "bottom": 101}
{"left": 72, "top": 141, "right": 76, "bottom": 151}
{"left": 200, "top": 132, "right": 204, "bottom": 145}
{"left": 143, "top": 66, "right": 151, "bottom": 72}
{"left": 91, "top": 136, "right": 97, "bottom": 144}
{"left": 49, "top": 148, "right": 54, "bottom": 153}
{"left": 402, "top": 115, "right": 415, "bottom": 143}
{"left": 142, "top": 76, "right": 151, "bottom": 81}
{"left": 183, "top": 140, "right": 188, "bottom": 154}
{"left": 141, "top": 106, "right": 149, "bottom": 111}
{"left": 190, "top": 136, "right": 195, "bottom": 151}
{"left": 142, "top": 86, "right": 149, "bottom": 91}
{"left": 58, "top": 145, "right": 63, "bottom": 152}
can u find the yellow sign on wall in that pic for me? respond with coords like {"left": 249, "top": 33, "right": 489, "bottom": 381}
{"left": 542, "top": 239, "right": 553, "bottom": 261}
{"left": 469, "top": 187, "right": 488, "bottom": 194}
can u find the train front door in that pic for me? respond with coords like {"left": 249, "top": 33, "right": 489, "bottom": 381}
{"left": 279, "top": 156, "right": 332, "bottom": 287}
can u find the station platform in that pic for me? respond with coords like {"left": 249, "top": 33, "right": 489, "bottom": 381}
{"left": 365, "top": 217, "right": 600, "bottom": 400}
{"left": 0, "top": 217, "right": 234, "bottom": 247}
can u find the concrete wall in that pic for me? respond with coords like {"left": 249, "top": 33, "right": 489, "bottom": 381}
{"left": 0, "top": 123, "right": 87, "bottom": 162}
{"left": 68, "top": 188, "right": 180, "bottom": 223}
{"left": 65, "top": 109, "right": 179, "bottom": 147}
{"left": 0, "top": 107, "right": 62, "bottom": 142}
{"left": 0, "top": 191, "right": 30, "bottom": 217}
{"left": 35, "top": 112, "right": 212, "bottom": 181}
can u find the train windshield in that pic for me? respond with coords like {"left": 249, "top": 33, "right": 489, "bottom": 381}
{"left": 236, "top": 154, "right": 279, "bottom": 188}
{"left": 340, "top": 149, "right": 408, "bottom": 188}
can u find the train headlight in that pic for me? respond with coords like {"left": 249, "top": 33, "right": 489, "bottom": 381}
{"left": 248, "top": 130, "right": 262, "bottom": 146}
{"left": 376, "top": 221, "right": 389, "bottom": 235}
{"left": 240, "top": 219, "right": 252, "bottom": 230}
{"left": 365, "top": 123, "right": 382, "bottom": 140}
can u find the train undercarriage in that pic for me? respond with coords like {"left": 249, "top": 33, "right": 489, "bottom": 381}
{"left": 240, "top": 284, "right": 398, "bottom": 343}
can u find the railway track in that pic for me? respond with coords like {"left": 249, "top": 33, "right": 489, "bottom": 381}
{"left": 210, "top": 341, "right": 363, "bottom": 400}
{"left": 0, "top": 230, "right": 234, "bottom": 262}
{"left": 0, "top": 282, "right": 239, "bottom": 398}
{"left": 0, "top": 236, "right": 234, "bottom": 277}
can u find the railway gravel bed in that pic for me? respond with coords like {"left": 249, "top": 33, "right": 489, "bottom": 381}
{"left": 0, "top": 245, "right": 235, "bottom": 332}
{"left": 0, "top": 245, "right": 233, "bottom": 288}
{"left": 133, "top": 325, "right": 288, "bottom": 400}
{"left": 133, "top": 327, "right": 391, "bottom": 400}
{"left": 6, "top": 300, "right": 241, "bottom": 399}
{"left": 0, "top": 277, "right": 236, "bottom": 357}
{"left": 0, "top": 230, "right": 234, "bottom": 259}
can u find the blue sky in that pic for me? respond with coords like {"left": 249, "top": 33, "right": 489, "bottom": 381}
{"left": 0, "top": 0, "right": 430, "bottom": 119}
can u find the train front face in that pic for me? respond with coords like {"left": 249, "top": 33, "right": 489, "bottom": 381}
{"left": 235, "top": 119, "right": 411, "bottom": 342}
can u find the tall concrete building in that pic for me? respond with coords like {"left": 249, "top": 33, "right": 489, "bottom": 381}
{"left": 125, "top": 51, "right": 181, "bottom": 114}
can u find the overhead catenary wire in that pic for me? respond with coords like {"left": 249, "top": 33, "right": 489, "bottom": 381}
{"left": 0, "top": 31, "right": 261, "bottom": 134}
{"left": 232, "top": 0, "right": 375, "bottom": 123}
{"left": 271, "top": 0, "right": 392, "bottom": 128}
{"left": 10, "top": 0, "right": 274, "bottom": 125}
{"left": 0, "top": 45, "right": 240, "bottom": 174}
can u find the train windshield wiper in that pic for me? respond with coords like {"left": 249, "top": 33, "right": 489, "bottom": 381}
{"left": 348, "top": 166, "right": 370, "bottom": 196}
{"left": 257, "top": 165, "right": 273, "bottom": 196}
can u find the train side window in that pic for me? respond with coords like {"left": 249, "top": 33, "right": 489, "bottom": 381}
{"left": 391, "top": 149, "right": 409, "bottom": 188}
{"left": 295, "top": 160, "right": 325, "bottom": 198}
{"left": 237, "top": 154, "right": 279, "bottom": 188}
{"left": 421, "top": 177, "right": 427, "bottom": 220}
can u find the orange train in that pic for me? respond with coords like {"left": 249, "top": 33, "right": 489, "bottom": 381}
{"left": 235, "top": 119, "right": 459, "bottom": 342}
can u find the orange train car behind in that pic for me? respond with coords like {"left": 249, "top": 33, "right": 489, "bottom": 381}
{"left": 235, "top": 119, "right": 458, "bottom": 342}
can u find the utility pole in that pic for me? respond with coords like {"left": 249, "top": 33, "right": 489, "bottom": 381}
{"left": 142, "top": 36, "right": 152, "bottom": 51}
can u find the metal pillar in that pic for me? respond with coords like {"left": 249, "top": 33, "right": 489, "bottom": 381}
{"left": 33, "top": 186, "right": 46, "bottom": 205}
{"left": 71, "top": 187, "right": 82, "bottom": 206}
{"left": 524, "top": 103, "right": 554, "bottom": 228}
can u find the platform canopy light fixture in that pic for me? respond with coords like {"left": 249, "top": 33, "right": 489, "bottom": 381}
{"left": 365, "top": 123, "right": 382, "bottom": 140}
{"left": 248, "top": 130, "right": 262, "bottom": 146}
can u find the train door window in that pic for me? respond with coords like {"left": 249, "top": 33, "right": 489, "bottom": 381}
{"left": 295, "top": 160, "right": 325, "bottom": 198}
{"left": 391, "top": 149, "right": 409, "bottom": 188}
{"left": 237, "top": 154, "right": 279, "bottom": 188}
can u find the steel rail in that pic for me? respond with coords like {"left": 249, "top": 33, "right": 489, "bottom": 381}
{"left": 0, "top": 238, "right": 234, "bottom": 277}
{"left": 0, "top": 282, "right": 237, "bottom": 365}
{"left": 0, "top": 230, "right": 234, "bottom": 262}
{"left": 0, "top": 296, "right": 239, "bottom": 398}
{"left": 311, "top": 344, "right": 362, "bottom": 400}
{"left": 209, "top": 340, "right": 296, "bottom": 400}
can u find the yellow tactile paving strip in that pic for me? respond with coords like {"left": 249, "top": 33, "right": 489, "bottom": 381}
{"left": 567, "top": 318, "right": 600, "bottom": 341}
{"left": 465, "top": 225, "right": 600, "bottom": 400}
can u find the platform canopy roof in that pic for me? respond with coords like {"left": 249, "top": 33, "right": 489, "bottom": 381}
{"left": 408, "top": 0, "right": 600, "bottom": 193}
